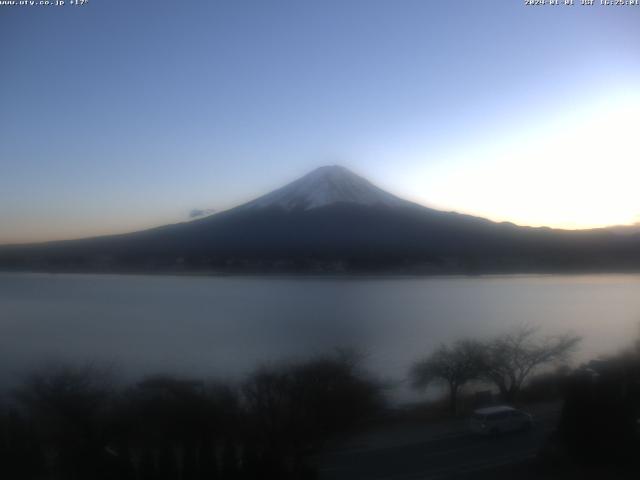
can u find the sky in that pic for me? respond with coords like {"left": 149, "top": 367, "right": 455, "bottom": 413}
{"left": 1, "top": 0, "right": 639, "bottom": 244}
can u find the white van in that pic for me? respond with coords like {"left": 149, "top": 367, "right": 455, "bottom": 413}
{"left": 469, "top": 406, "right": 533, "bottom": 435}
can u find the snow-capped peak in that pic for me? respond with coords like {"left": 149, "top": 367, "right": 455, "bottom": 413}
{"left": 239, "top": 165, "right": 409, "bottom": 211}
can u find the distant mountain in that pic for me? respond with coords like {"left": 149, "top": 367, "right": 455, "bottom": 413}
{"left": 1, "top": 165, "right": 640, "bottom": 274}
{"left": 604, "top": 223, "right": 640, "bottom": 236}
{"left": 238, "top": 165, "right": 411, "bottom": 211}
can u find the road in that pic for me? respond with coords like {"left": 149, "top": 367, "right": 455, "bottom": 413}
{"left": 316, "top": 402, "right": 560, "bottom": 480}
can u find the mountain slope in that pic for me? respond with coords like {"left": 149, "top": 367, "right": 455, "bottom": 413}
{"left": 238, "top": 165, "right": 411, "bottom": 211}
{"left": 1, "top": 166, "right": 639, "bottom": 274}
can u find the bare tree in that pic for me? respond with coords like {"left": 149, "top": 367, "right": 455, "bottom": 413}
{"left": 482, "top": 326, "right": 581, "bottom": 402}
{"left": 242, "top": 352, "right": 383, "bottom": 477}
{"left": 410, "top": 340, "right": 484, "bottom": 415}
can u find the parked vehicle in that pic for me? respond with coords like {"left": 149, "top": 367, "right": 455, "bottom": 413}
{"left": 470, "top": 406, "right": 533, "bottom": 435}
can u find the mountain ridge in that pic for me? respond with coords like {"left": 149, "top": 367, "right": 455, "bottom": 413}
{"left": 1, "top": 166, "right": 639, "bottom": 274}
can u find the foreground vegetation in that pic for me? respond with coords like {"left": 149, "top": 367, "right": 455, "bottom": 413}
{"left": 0, "top": 352, "right": 384, "bottom": 480}
{"left": 410, "top": 326, "right": 581, "bottom": 414}
{"left": 2, "top": 326, "right": 639, "bottom": 479}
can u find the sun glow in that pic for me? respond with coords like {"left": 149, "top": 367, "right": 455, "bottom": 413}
{"left": 424, "top": 93, "right": 640, "bottom": 229}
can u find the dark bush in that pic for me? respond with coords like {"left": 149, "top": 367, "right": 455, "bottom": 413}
{"left": 557, "top": 350, "right": 640, "bottom": 468}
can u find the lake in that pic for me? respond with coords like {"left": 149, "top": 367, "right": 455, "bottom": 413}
{"left": 1, "top": 272, "right": 639, "bottom": 401}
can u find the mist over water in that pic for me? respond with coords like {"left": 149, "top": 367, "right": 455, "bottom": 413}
{"left": 1, "top": 272, "right": 639, "bottom": 401}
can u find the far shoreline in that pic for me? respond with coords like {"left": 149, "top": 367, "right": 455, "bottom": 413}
{"left": 3, "top": 268, "right": 640, "bottom": 282}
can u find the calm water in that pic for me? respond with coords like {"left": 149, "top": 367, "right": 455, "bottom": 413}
{"left": 1, "top": 273, "right": 640, "bottom": 400}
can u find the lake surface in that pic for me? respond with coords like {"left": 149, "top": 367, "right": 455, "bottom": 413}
{"left": 1, "top": 273, "right": 640, "bottom": 401}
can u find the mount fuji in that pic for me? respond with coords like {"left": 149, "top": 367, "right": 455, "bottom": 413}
{"left": 1, "top": 165, "right": 639, "bottom": 274}
{"left": 238, "top": 165, "right": 411, "bottom": 211}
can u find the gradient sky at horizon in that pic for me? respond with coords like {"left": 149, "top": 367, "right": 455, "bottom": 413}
{"left": 1, "top": 0, "right": 639, "bottom": 244}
